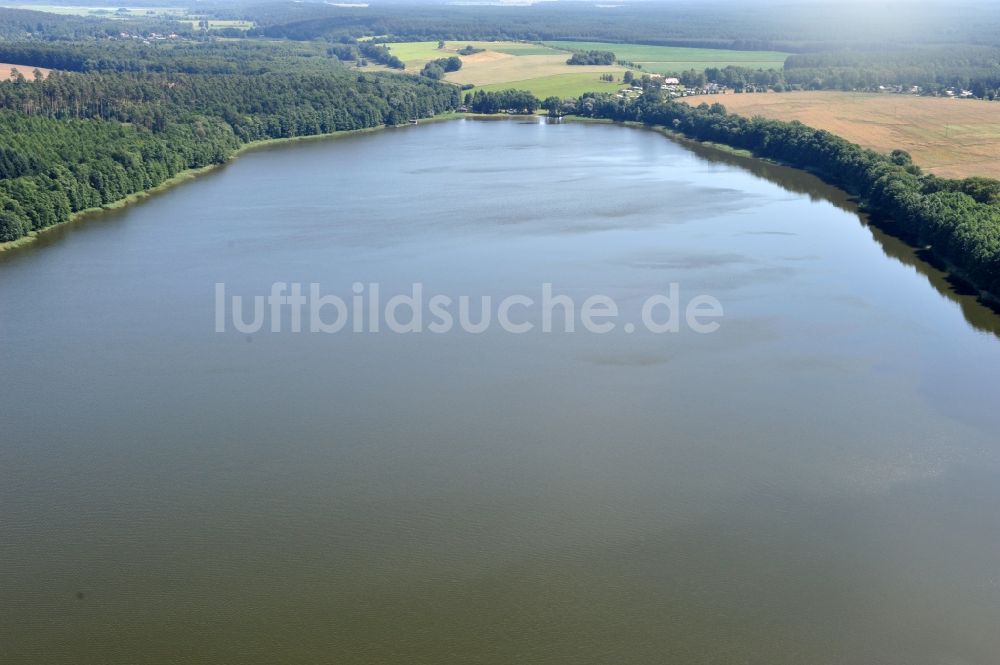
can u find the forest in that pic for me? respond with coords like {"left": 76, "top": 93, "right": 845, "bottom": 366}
{"left": 567, "top": 51, "right": 615, "bottom": 66}
{"left": 421, "top": 56, "right": 462, "bottom": 80}
{"left": 0, "top": 49, "right": 459, "bottom": 243}
{"left": 234, "top": 2, "right": 1000, "bottom": 52}
{"left": 463, "top": 90, "right": 539, "bottom": 114}
{"left": 668, "top": 48, "right": 1000, "bottom": 98}
{"left": 782, "top": 47, "right": 1000, "bottom": 98}
{"left": 0, "top": 7, "right": 191, "bottom": 41}
{"left": 0, "top": 38, "right": 346, "bottom": 75}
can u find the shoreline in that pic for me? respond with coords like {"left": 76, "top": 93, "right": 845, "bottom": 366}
{"left": 0, "top": 112, "right": 463, "bottom": 254}
{"left": 562, "top": 115, "right": 1000, "bottom": 306}
{"left": 4, "top": 110, "right": 996, "bottom": 310}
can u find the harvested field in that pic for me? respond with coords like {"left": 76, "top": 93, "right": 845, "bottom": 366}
{"left": 477, "top": 72, "right": 622, "bottom": 99}
{"left": 387, "top": 40, "right": 625, "bottom": 88}
{"left": 446, "top": 53, "right": 623, "bottom": 87}
{"left": 690, "top": 91, "right": 1000, "bottom": 179}
{"left": 0, "top": 64, "right": 52, "bottom": 80}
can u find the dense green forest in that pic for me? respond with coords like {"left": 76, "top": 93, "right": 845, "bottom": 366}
{"left": 0, "top": 6, "right": 191, "bottom": 40}
{"left": 357, "top": 42, "right": 404, "bottom": 70}
{"left": 0, "top": 69, "right": 457, "bottom": 131}
{"left": 782, "top": 47, "right": 1000, "bottom": 98}
{"left": 0, "top": 57, "right": 459, "bottom": 243}
{"left": 227, "top": 1, "right": 1000, "bottom": 52}
{"left": 664, "top": 48, "right": 1000, "bottom": 98}
{"left": 0, "top": 110, "right": 232, "bottom": 240}
{"left": 421, "top": 56, "right": 461, "bottom": 80}
{"left": 464, "top": 90, "right": 538, "bottom": 114}
{"left": 618, "top": 49, "right": 1000, "bottom": 98}
{"left": 0, "top": 39, "right": 343, "bottom": 75}
{"left": 566, "top": 50, "right": 615, "bottom": 66}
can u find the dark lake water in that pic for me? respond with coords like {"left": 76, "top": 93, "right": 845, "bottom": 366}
{"left": 2, "top": 118, "right": 1000, "bottom": 664}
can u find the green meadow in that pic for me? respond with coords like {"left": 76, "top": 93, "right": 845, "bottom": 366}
{"left": 476, "top": 73, "right": 623, "bottom": 99}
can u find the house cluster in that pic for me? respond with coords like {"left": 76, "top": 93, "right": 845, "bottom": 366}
{"left": 878, "top": 84, "right": 974, "bottom": 98}
{"left": 115, "top": 31, "right": 182, "bottom": 44}
{"left": 616, "top": 87, "right": 643, "bottom": 100}
{"left": 616, "top": 73, "right": 729, "bottom": 100}
{"left": 670, "top": 82, "right": 728, "bottom": 97}
{"left": 878, "top": 85, "right": 923, "bottom": 95}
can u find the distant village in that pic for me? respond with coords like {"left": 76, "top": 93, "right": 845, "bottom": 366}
{"left": 616, "top": 73, "right": 730, "bottom": 100}
{"left": 878, "top": 84, "right": 976, "bottom": 98}
{"left": 114, "top": 31, "right": 182, "bottom": 44}
{"left": 617, "top": 73, "right": 978, "bottom": 100}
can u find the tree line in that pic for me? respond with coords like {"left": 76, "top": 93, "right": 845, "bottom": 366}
{"left": 0, "top": 39, "right": 344, "bottom": 76}
{"left": 421, "top": 56, "right": 462, "bottom": 80}
{"left": 463, "top": 89, "right": 538, "bottom": 114}
{"left": 357, "top": 42, "right": 405, "bottom": 70}
{"left": 571, "top": 92, "right": 1000, "bottom": 296}
{"left": 240, "top": 2, "right": 1000, "bottom": 52}
{"left": 0, "top": 7, "right": 192, "bottom": 41}
{"left": 0, "top": 68, "right": 459, "bottom": 243}
{"left": 567, "top": 50, "right": 615, "bottom": 66}
{"left": 669, "top": 48, "right": 1000, "bottom": 99}
{"left": 456, "top": 86, "right": 999, "bottom": 295}
{"left": 783, "top": 47, "right": 1000, "bottom": 98}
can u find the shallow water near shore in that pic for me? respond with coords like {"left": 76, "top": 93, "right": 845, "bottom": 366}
{"left": 2, "top": 118, "right": 999, "bottom": 664}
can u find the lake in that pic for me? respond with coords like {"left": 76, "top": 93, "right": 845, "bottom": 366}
{"left": 2, "top": 118, "right": 999, "bottom": 664}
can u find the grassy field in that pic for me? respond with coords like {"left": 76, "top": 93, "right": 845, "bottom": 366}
{"left": 387, "top": 41, "right": 577, "bottom": 68}
{"left": 685, "top": 91, "right": 1000, "bottom": 179}
{"left": 543, "top": 41, "right": 789, "bottom": 74}
{"left": 448, "top": 51, "right": 620, "bottom": 87}
{"left": 491, "top": 45, "right": 566, "bottom": 56}
{"left": 478, "top": 73, "right": 622, "bottom": 99}
{"left": 383, "top": 40, "right": 446, "bottom": 65}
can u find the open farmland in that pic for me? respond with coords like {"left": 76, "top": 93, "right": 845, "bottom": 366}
{"left": 687, "top": 91, "right": 1000, "bottom": 179}
{"left": 477, "top": 72, "right": 622, "bottom": 99}
{"left": 387, "top": 40, "right": 565, "bottom": 67}
{"left": 1, "top": 63, "right": 52, "bottom": 79}
{"left": 386, "top": 40, "right": 791, "bottom": 98}
{"left": 543, "top": 41, "right": 789, "bottom": 74}
{"left": 383, "top": 40, "right": 447, "bottom": 67}
{"left": 447, "top": 50, "right": 621, "bottom": 87}
{"left": 386, "top": 40, "right": 626, "bottom": 97}
{"left": 386, "top": 40, "right": 568, "bottom": 69}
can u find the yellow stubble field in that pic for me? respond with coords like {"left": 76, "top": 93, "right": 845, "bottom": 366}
{"left": 689, "top": 91, "right": 1000, "bottom": 179}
